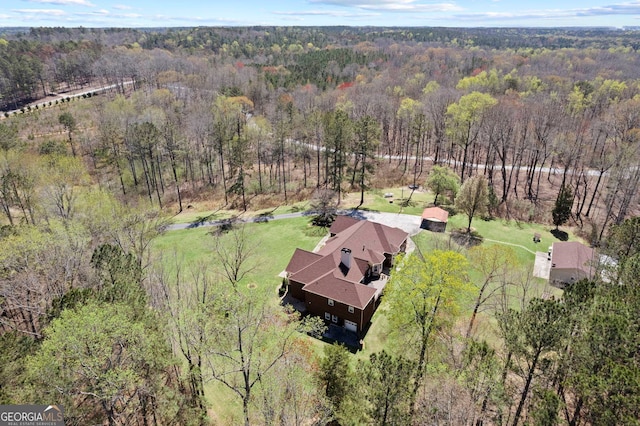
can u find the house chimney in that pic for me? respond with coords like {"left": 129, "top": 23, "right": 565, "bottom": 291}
{"left": 341, "top": 248, "right": 352, "bottom": 270}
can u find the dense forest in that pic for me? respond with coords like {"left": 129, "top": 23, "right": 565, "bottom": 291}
{"left": 1, "top": 26, "right": 639, "bottom": 425}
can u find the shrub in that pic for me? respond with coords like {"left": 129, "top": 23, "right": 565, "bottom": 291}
{"left": 39, "top": 140, "right": 68, "bottom": 156}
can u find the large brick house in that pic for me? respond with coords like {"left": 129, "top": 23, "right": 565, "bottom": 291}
{"left": 284, "top": 216, "right": 408, "bottom": 334}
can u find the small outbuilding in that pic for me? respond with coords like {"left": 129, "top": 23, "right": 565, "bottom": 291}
{"left": 420, "top": 207, "right": 449, "bottom": 233}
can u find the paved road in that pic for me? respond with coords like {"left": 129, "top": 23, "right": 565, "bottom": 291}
{"left": 292, "top": 140, "right": 609, "bottom": 178}
{"left": 2, "top": 81, "right": 134, "bottom": 118}
{"left": 166, "top": 209, "right": 423, "bottom": 236}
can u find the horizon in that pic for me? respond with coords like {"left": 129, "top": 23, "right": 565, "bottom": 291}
{"left": 1, "top": 0, "right": 640, "bottom": 29}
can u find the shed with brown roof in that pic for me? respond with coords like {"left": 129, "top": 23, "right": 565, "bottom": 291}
{"left": 420, "top": 207, "right": 449, "bottom": 232}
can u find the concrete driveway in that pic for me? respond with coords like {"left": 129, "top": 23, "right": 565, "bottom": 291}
{"left": 533, "top": 251, "right": 551, "bottom": 279}
{"left": 347, "top": 211, "right": 423, "bottom": 236}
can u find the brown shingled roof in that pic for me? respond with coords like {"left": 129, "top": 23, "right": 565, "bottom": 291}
{"left": 320, "top": 218, "right": 407, "bottom": 260}
{"left": 285, "top": 216, "right": 408, "bottom": 308}
{"left": 329, "top": 215, "right": 360, "bottom": 235}
{"left": 303, "top": 276, "right": 377, "bottom": 310}
{"left": 551, "top": 241, "right": 595, "bottom": 275}
{"left": 422, "top": 207, "right": 449, "bottom": 223}
{"left": 285, "top": 248, "right": 323, "bottom": 275}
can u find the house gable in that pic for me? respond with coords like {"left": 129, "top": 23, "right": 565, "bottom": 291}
{"left": 285, "top": 216, "right": 409, "bottom": 335}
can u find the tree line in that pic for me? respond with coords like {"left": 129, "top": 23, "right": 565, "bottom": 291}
{"left": 1, "top": 25, "right": 640, "bottom": 424}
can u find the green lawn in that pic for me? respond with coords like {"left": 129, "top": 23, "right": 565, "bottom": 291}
{"left": 339, "top": 187, "right": 436, "bottom": 216}
{"left": 356, "top": 304, "right": 391, "bottom": 361}
{"left": 153, "top": 197, "right": 576, "bottom": 420}
{"left": 153, "top": 216, "right": 327, "bottom": 422}
{"left": 153, "top": 216, "right": 322, "bottom": 294}
{"left": 405, "top": 213, "right": 569, "bottom": 349}
{"left": 169, "top": 201, "right": 312, "bottom": 225}
{"left": 167, "top": 187, "right": 433, "bottom": 227}
{"left": 449, "top": 212, "right": 585, "bottom": 251}
{"left": 204, "top": 381, "right": 242, "bottom": 425}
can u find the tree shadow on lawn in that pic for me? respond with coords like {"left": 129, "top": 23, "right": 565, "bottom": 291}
{"left": 187, "top": 205, "right": 230, "bottom": 228}
{"left": 450, "top": 228, "right": 484, "bottom": 247}
{"left": 550, "top": 229, "right": 569, "bottom": 241}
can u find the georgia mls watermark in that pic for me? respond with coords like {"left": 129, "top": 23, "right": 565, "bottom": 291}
{"left": 0, "top": 405, "right": 64, "bottom": 426}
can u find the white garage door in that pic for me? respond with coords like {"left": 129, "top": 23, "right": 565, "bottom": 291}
{"left": 344, "top": 320, "right": 358, "bottom": 333}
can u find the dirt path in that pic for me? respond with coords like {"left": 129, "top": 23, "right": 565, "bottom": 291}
{"left": 482, "top": 237, "right": 536, "bottom": 255}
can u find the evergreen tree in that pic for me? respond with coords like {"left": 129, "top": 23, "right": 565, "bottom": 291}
{"left": 323, "top": 109, "right": 353, "bottom": 204}
{"left": 318, "top": 343, "right": 353, "bottom": 420}
{"left": 355, "top": 351, "right": 415, "bottom": 425}
{"left": 552, "top": 184, "right": 573, "bottom": 230}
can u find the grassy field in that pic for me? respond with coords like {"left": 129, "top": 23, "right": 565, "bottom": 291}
{"left": 153, "top": 216, "right": 322, "bottom": 293}
{"left": 167, "top": 186, "right": 434, "bottom": 226}
{"left": 169, "top": 200, "right": 313, "bottom": 225}
{"left": 154, "top": 188, "right": 579, "bottom": 420}
{"left": 447, "top": 213, "right": 585, "bottom": 262}
{"left": 339, "top": 187, "right": 436, "bottom": 216}
{"left": 153, "top": 216, "right": 325, "bottom": 422}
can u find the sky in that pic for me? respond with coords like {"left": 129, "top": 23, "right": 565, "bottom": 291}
{"left": 1, "top": 0, "right": 640, "bottom": 28}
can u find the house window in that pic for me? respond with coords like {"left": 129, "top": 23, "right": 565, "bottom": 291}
{"left": 331, "top": 315, "right": 338, "bottom": 323}
{"left": 328, "top": 299, "right": 334, "bottom": 306}
{"left": 325, "top": 312, "right": 331, "bottom": 320}
{"left": 348, "top": 306, "right": 354, "bottom": 313}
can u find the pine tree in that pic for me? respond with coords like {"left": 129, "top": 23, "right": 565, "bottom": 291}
{"left": 552, "top": 184, "right": 573, "bottom": 230}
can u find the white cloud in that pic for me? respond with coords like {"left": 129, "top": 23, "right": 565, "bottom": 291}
{"left": 119, "top": 13, "right": 142, "bottom": 18}
{"left": 12, "top": 8, "right": 67, "bottom": 16}
{"left": 311, "top": 0, "right": 414, "bottom": 5}
{"left": 309, "top": 0, "right": 462, "bottom": 12}
{"left": 112, "top": 4, "right": 133, "bottom": 10}
{"left": 24, "top": 0, "right": 95, "bottom": 6}
{"left": 75, "top": 9, "right": 110, "bottom": 16}
{"left": 453, "top": 1, "right": 640, "bottom": 22}
{"left": 144, "top": 14, "right": 241, "bottom": 25}
{"left": 274, "top": 9, "right": 379, "bottom": 18}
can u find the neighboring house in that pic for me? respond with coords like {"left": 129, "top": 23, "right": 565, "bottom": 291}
{"left": 549, "top": 241, "right": 596, "bottom": 289}
{"left": 284, "top": 216, "right": 408, "bottom": 334}
{"left": 420, "top": 207, "right": 449, "bottom": 232}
